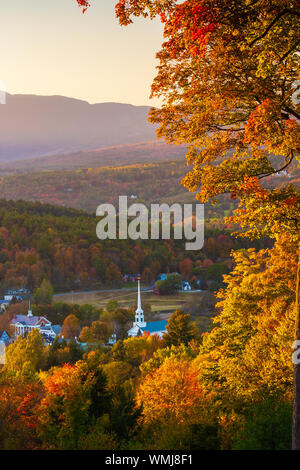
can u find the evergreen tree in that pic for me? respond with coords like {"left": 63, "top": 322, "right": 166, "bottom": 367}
{"left": 163, "top": 310, "right": 199, "bottom": 347}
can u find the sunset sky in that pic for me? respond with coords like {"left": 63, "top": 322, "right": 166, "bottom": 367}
{"left": 1, "top": 0, "right": 164, "bottom": 106}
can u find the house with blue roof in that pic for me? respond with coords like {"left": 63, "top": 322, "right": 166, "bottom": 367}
{"left": 128, "top": 276, "right": 167, "bottom": 339}
{"left": 40, "top": 324, "right": 62, "bottom": 343}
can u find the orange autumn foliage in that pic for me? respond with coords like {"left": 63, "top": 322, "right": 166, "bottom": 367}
{"left": 136, "top": 356, "right": 209, "bottom": 425}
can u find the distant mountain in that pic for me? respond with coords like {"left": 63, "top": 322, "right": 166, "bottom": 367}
{"left": 0, "top": 93, "right": 160, "bottom": 161}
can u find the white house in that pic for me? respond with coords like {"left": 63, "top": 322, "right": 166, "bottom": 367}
{"left": 11, "top": 301, "right": 60, "bottom": 342}
{"left": 39, "top": 325, "right": 62, "bottom": 342}
{"left": 128, "top": 276, "right": 167, "bottom": 338}
{"left": 182, "top": 280, "right": 192, "bottom": 291}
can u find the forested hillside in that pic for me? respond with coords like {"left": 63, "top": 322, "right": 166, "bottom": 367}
{"left": 0, "top": 159, "right": 298, "bottom": 215}
{"left": 0, "top": 199, "right": 266, "bottom": 292}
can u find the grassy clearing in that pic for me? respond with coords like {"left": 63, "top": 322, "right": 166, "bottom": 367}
{"left": 54, "top": 289, "right": 202, "bottom": 310}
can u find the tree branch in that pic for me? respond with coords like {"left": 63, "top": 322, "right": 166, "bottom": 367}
{"left": 249, "top": 9, "right": 300, "bottom": 47}
{"left": 279, "top": 40, "right": 300, "bottom": 62}
{"left": 284, "top": 106, "right": 300, "bottom": 121}
{"left": 258, "top": 152, "right": 295, "bottom": 180}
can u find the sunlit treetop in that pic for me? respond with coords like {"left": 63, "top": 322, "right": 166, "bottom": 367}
{"left": 77, "top": 0, "right": 299, "bottom": 209}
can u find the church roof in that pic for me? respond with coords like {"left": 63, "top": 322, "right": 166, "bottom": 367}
{"left": 12, "top": 315, "right": 51, "bottom": 326}
{"left": 140, "top": 320, "right": 168, "bottom": 334}
{"left": 12, "top": 315, "right": 39, "bottom": 326}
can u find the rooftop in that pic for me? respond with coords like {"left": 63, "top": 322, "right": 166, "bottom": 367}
{"left": 12, "top": 315, "right": 51, "bottom": 326}
{"left": 140, "top": 320, "right": 168, "bottom": 334}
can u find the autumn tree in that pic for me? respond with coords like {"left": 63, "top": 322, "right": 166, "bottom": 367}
{"left": 77, "top": 0, "right": 300, "bottom": 446}
{"left": 5, "top": 329, "right": 45, "bottom": 378}
{"left": 137, "top": 356, "right": 205, "bottom": 424}
{"left": 136, "top": 355, "right": 218, "bottom": 448}
{"left": 164, "top": 310, "right": 199, "bottom": 347}
{"left": 44, "top": 337, "right": 83, "bottom": 369}
{"left": 112, "top": 334, "right": 162, "bottom": 368}
{"left": 102, "top": 361, "right": 134, "bottom": 391}
{"left": 105, "top": 262, "right": 122, "bottom": 287}
{"left": 112, "top": 307, "right": 135, "bottom": 340}
{"left": 179, "top": 258, "right": 193, "bottom": 279}
{"left": 109, "top": 0, "right": 299, "bottom": 194}
{"left": 111, "top": 0, "right": 299, "bottom": 448}
{"left": 60, "top": 314, "right": 81, "bottom": 339}
{"left": 0, "top": 375, "right": 43, "bottom": 449}
{"left": 38, "top": 363, "right": 91, "bottom": 449}
{"left": 192, "top": 235, "right": 296, "bottom": 448}
{"left": 80, "top": 320, "right": 114, "bottom": 344}
{"left": 142, "top": 266, "right": 153, "bottom": 284}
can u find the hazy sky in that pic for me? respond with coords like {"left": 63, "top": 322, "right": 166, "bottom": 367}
{"left": 1, "top": 0, "right": 164, "bottom": 106}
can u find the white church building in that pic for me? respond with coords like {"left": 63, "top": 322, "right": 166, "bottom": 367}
{"left": 128, "top": 275, "right": 168, "bottom": 338}
{"left": 11, "top": 300, "right": 61, "bottom": 342}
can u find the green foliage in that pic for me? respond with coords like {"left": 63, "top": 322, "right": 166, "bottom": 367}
{"left": 106, "top": 299, "right": 119, "bottom": 312}
{"left": 141, "top": 421, "right": 221, "bottom": 450}
{"left": 5, "top": 329, "right": 45, "bottom": 378}
{"left": 34, "top": 279, "right": 54, "bottom": 305}
{"left": 206, "top": 262, "right": 228, "bottom": 282}
{"left": 109, "top": 382, "right": 142, "bottom": 441}
{"left": 44, "top": 337, "right": 83, "bottom": 369}
{"left": 87, "top": 367, "right": 111, "bottom": 419}
{"left": 163, "top": 310, "right": 200, "bottom": 347}
{"left": 233, "top": 398, "right": 292, "bottom": 450}
{"left": 156, "top": 274, "right": 182, "bottom": 295}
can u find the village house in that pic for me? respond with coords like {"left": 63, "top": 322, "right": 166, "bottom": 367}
{"left": 11, "top": 301, "right": 61, "bottom": 343}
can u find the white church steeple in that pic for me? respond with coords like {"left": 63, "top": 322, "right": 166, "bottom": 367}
{"left": 27, "top": 298, "right": 33, "bottom": 317}
{"left": 134, "top": 275, "right": 146, "bottom": 327}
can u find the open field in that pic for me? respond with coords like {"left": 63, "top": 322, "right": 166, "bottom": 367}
{"left": 54, "top": 288, "right": 216, "bottom": 333}
{"left": 54, "top": 288, "right": 203, "bottom": 310}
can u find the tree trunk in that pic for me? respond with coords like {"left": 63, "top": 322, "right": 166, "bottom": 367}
{"left": 292, "top": 241, "right": 300, "bottom": 449}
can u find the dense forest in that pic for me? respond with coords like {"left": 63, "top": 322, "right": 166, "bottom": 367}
{"left": 0, "top": 159, "right": 298, "bottom": 214}
{"left": 0, "top": 233, "right": 296, "bottom": 450}
{"left": 0, "top": 199, "right": 266, "bottom": 292}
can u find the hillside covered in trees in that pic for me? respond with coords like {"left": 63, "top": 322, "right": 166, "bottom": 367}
{"left": 0, "top": 0, "right": 298, "bottom": 453}
{"left": 0, "top": 234, "right": 296, "bottom": 450}
{"left": 0, "top": 159, "right": 298, "bottom": 215}
{"left": 0, "top": 199, "right": 266, "bottom": 293}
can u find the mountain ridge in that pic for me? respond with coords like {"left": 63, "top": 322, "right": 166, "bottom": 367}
{"left": 0, "top": 93, "right": 159, "bottom": 161}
